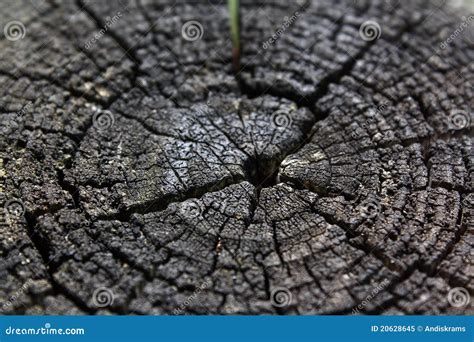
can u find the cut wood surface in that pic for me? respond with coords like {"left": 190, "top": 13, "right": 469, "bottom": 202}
{"left": 0, "top": 0, "right": 472, "bottom": 314}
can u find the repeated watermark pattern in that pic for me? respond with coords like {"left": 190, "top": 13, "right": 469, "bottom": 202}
{"left": 262, "top": 11, "right": 300, "bottom": 50}
{"left": 179, "top": 199, "right": 202, "bottom": 219}
{"left": 4, "top": 20, "right": 26, "bottom": 41}
{"left": 448, "top": 109, "right": 471, "bottom": 130}
{"left": 192, "top": 100, "right": 213, "bottom": 117}
{"left": 174, "top": 281, "right": 209, "bottom": 314}
{"left": 0, "top": 101, "right": 33, "bottom": 135}
{"left": 359, "top": 20, "right": 382, "bottom": 41}
{"left": 270, "top": 287, "right": 292, "bottom": 308}
{"left": 92, "top": 287, "right": 115, "bottom": 308}
{"left": 84, "top": 12, "right": 123, "bottom": 50}
{"left": 439, "top": 14, "right": 474, "bottom": 50}
{"left": 181, "top": 20, "right": 204, "bottom": 42}
{"left": 29, "top": 0, "right": 49, "bottom": 12}
{"left": 1, "top": 279, "right": 34, "bottom": 313}
{"left": 271, "top": 110, "right": 293, "bottom": 130}
{"left": 4, "top": 198, "right": 26, "bottom": 224}
{"left": 92, "top": 110, "right": 115, "bottom": 131}
{"left": 359, "top": 196, "right": 381, "bottom": 220}
{"left": 0, "top": 0, "right": 472, "bottom": 317}
{"left": 178, "top": 198, "right": 227, "bottom": 238}
{"left": 447, "top": 287, "right": 470, "bottom": 308}
{"left": 352, "top": 279, "right": 390, "bottom": 314}
{"left": 349, "top": 103, "right": 388, "bottom": 140}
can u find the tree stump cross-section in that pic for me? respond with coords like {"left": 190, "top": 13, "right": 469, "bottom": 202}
{"left": 0, "top": 0, "right": 472, "bottom": 315}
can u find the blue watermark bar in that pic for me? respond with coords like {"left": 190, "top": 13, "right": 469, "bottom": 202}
{"left": 0, "top": 316, "right": 472, "bottom": 342}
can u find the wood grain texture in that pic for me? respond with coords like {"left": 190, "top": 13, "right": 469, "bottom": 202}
{"left": 0, "top": 0, "right": 472, "bottom": 315}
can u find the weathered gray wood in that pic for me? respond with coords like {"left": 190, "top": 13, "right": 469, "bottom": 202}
{"left": 0, "top": 0, "right": 472, "bottom": 315}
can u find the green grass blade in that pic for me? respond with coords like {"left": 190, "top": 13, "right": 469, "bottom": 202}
{"left": 228, "top": 0, "right": 240, "bottom": 72}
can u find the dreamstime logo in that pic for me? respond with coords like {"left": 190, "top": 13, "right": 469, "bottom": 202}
{"left": 271, "top": 111, "right": 292, "bottom": 129}
{"left": 181, "top": 21, "right": 204, "bottom": 42}
{"left": 4, "top": 21, "right": 26, "bottom": 41}
{"left": 92, "top": 110, "right": 115, "bottom": 131}
{"left": 359, "top": 196, "right": 380, "bottom": 219}
{"left": 92, "top": 287, "right": 114, "bottom": 308}
{"left": 270, "top": 287, "right": 292, "bottom": 308}
{"left": 448, "top": 110, "right": 471, "bottom": 130}
{"left": 359, "top": 20, "right": 382, "bottom": 41}
{"left": 4, "top": 322, "right": 85, "bottom": 335}
{"left": 447, "top": 287, "right": 470, "bottom": 308}
{"left": 4, "top": 198, "right": 26, "bottom": 220}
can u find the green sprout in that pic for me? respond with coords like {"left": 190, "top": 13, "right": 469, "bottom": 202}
{"left": 228, "top": 0, "right": 240, "bottom": 73}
